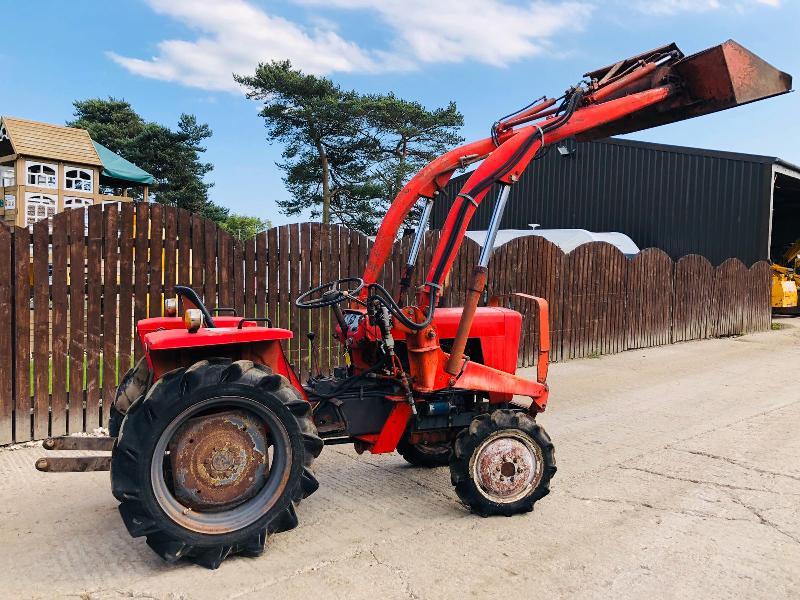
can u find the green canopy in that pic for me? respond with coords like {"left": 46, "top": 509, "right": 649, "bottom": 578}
{"left": 92, "top": 141, "right": 154, "bottom": 185}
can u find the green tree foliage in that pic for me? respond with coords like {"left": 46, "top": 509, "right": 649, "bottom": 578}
{"left": 235, "top": 61, "right": 377, "bottom": 231}
{"left": 363, "top": 94, "right": 463, "bottom": 204}
{"left": 221, "top": 214, "right": 271, "bottom": 241}
{"left": 235, "top": 62, "right": 463, "bottom": 234}
{"left": 68, "top": 98, "right": 228, "bottom": 222}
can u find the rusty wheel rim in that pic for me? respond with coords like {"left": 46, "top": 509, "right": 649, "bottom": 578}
{"left": 168, "top": 409, "right": 271, "bottom": 511}
{"left": 469, "top": 430, "right": 543, "bottom": 504}
{"left": 150, "top": 396, "right": 293, "bottom": 535}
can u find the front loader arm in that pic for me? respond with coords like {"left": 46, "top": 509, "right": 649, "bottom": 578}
{"left": 362, "top": 39, "right": 789, "bottom": 303}
{"left": 423, "top": 85, "right": 675, "bottom": 296}
{"left": 357, "top": 89, "right": 640, "bottom": 297}
{"left": 356, "top": 38, "right": 789, "bottom": 384}
{"left": 416, "top": 40, "right": 789, "bottom": 376}
{"left": 360, "top": 131, "right": 516, "bottom": 290}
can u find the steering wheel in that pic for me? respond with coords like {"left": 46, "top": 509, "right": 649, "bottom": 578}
{"left": 295, "top": 277, "right": 365, "bottom": 309}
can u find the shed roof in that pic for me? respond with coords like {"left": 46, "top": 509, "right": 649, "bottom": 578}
{"left": 1, "top": 116, "right": 102, "bottom": 166}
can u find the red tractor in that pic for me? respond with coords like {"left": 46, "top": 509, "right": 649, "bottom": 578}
{"left": 37, "top": 40, "right": 790, "bottom": 569}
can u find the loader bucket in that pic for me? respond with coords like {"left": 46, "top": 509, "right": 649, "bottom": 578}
{"left": 579, "top": 39, "right": 792, "bottom": 140}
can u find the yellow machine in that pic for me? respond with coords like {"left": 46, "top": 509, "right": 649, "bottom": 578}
{"left": 772, "top": 239, "right": 800, "bottom": 315}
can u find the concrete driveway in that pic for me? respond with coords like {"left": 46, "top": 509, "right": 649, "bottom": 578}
{"left": 1, "top": 323, "right": 799, "bottom": 600}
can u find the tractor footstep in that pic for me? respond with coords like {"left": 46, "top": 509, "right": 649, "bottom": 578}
{"left": 35, "top": 456, "right": 112, "bottom": 472}
{"left": 43, "top": 436, "right": 115, "bottom": 452}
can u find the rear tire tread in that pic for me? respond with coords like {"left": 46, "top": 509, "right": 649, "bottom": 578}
{"left": 108, "top": 358, "right": 151, "bottom": 437}
{"left": 111, "top": 358, "right": 321, "bottom": 569}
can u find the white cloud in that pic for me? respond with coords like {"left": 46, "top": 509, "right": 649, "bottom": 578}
{"left": 112, "top": 0, "right": 780, "bottom": 90}
{"left": 111, "top": 0, "right": 592, "bottom": 91}
{"left": 294, "top": 0, "right": 593, "bottom": 67}
{"left": 633, "top": 0, "right": 720, "bottom": 13}
{"left": 109, "top": 0, "right": 381, "bottom": 92}
{"left": 630, "top": 0, "right": 779, "bottom": 14}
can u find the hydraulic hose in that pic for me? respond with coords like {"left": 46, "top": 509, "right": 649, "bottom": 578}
{"left": 367, "top": 283, "right": 437, "bottom": 331}
{"left": 428, "top": 89, "right": 585, "bottom": 290}
{"left": 440, "top": 90, "right": 585, "bottom": 375}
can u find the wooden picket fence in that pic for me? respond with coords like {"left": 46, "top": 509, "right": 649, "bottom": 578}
{"left": 0, "top": 205, "right": 771, "bottom": 444}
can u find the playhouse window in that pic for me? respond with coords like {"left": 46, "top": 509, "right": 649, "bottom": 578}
{"left": 25, "top": 193, "right": 56, "bottom": 226}
{"left": 65, "top": 167, "right": 93, "bottom": 192}
{"left": 26, "top": 162, "right": 57, "bottom": 188}
{"left": 63, "top": 196, "right": 93, "bottom": 208}
{"left": 0, "top": 165, "right": 14, "bottom": 187}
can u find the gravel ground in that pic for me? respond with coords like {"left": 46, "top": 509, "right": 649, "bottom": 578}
{"left": 1, "top": 323, "right": 799, "bottom": 600}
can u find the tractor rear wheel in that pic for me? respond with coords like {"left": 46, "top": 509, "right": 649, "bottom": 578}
{"left": 107, "top": 404, "right": 124, "bottom": 439}
{"left": 396, "top": 437, "right": 451, "bottom": 467}
{"left": 450, "top": 409, "right": 555, "bottom": 517}
{"left": 108, "top": 358, "right": 151, "bottom": 437}
{"left": 110, "top": 358, "right": 322, "bottom": 569}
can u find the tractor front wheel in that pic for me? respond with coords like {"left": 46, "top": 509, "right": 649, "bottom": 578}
{"left": 396, "top": 437, "right": 451, "bottom": 467}
{"left": 110, "top": 359, "right": 322, "bottom": 569}
{"left": 450, "top": 409, "right": 556, "bottom": 516}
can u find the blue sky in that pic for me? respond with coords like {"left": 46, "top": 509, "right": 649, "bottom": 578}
{"left": 1, "top": 0, "right": 797, "bottom": 225}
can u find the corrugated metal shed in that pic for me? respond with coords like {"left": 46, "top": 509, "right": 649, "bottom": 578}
{"left": 433, "top": 137, "right": 796, "bottom": 266}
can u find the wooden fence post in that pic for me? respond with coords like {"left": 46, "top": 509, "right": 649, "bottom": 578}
{"left": 118, "top": 203, "right": 135, "bottom": 374}
{"left": 133, "top": 203, "right": 149, "bottom": 360}
{"left": 672, "top": 255, "right": 714, "bottom": 342}
{"left": 487, "top": 236, "right": 565, "bottom": 366}
{"left": 562, "top": 242, "right": 627, "bottom": 360}
{"left": 14, "top": 226, "right": 31, "bottom": 441}
{"left": 746, "top": 262, "right": 772, "bottom": 333}
{"left": 164, "top": 207, "right": 178, "bottom": 301}
{"left": 712, "top": 258, "right": 748, "bottom": 337}
{"left": 32, "top": 219, "right": 50, "bottom": 439}
{"left": 0, "top": 224, "right": 13, "bottom": 444}
{"left": 51, "top": 212, "right": 69, "bottom": 436}
{"left": 86, "top": 205, "right": 103, "bottom": 430}
{"left": 625, "top": 248, "right": 673, "bottom": 350}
